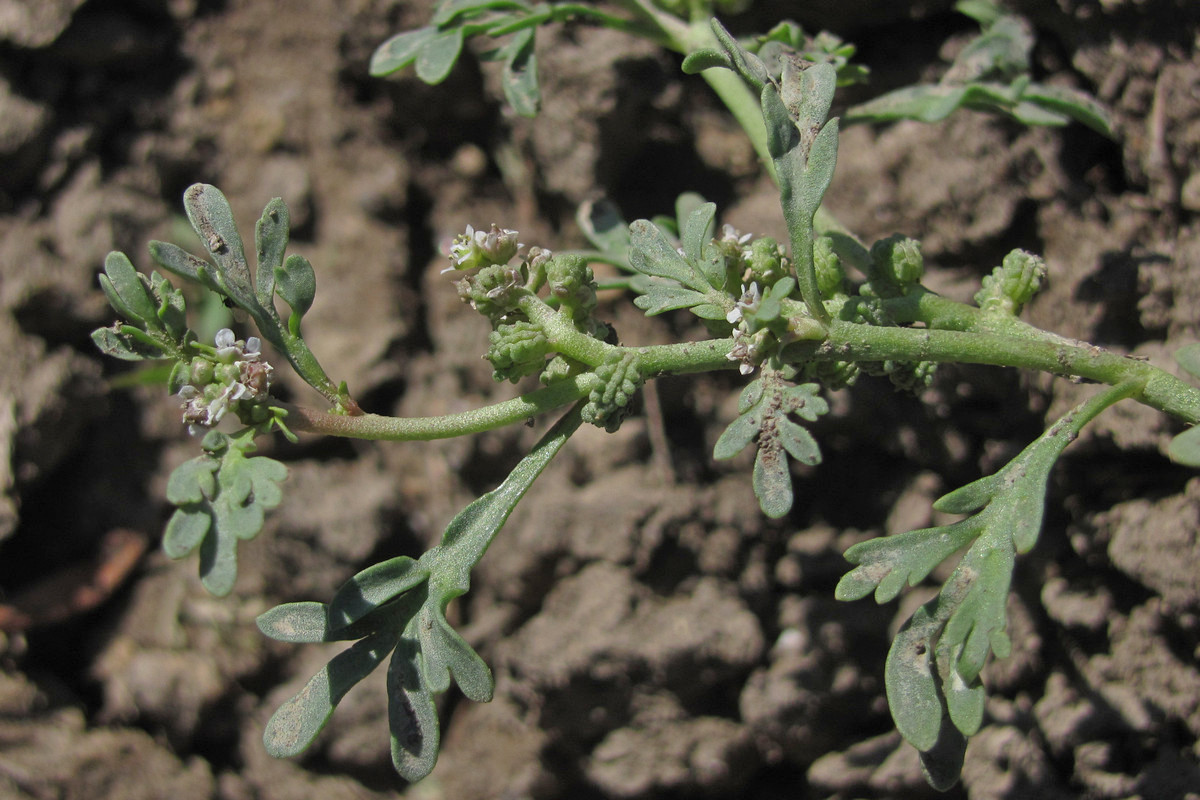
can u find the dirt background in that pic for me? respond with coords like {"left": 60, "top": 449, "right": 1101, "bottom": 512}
{"left": 2, "top": 0, "right": 1199, "bottom": 798}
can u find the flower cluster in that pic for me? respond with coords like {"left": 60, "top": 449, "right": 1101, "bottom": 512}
{"left": 178, "top": 329, "right": 274, "bottom": 434}
{"left": 446, "top": 224, "right": 522, "bottom": 272}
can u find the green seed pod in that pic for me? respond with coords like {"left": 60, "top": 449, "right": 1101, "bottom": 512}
{"left": 871, "top": 234, "right": 924, "bottom": 287}
{"left": 746, "top": 237, "right": 788, "bottom": 287}
{"left": 487, "top": 321, "right": 551, "bottom": 383}
{"left": 545, "top": 253, "right": 598, "bottom": 323}
{"left": 190, "top": 357, "right": 215, "bottom": 386}
{"left": 455, "top": 264, "right": 524, "bottom": 322}
{"left": 975, "top": 249, "right": 1047, "bottom": 315}
{"left": 582, "top": 352, "right": 643, "bottom": 432}
{"left": 813, "top": 236, "right": 846, "bottom": 297}
{"left": 215, "top": 363, "right": 241, "bottom": 384}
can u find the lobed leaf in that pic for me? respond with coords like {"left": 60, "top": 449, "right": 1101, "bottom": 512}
{"left": 416, "top": 603, "right": 494, "bottom": 702}
{"left": 90, "top": 325, "right": 162, "bottom": 361}
{"left": 633, "top": 283, "right": 713, "bottom": 316}
{"left": 160, "top": 432, "right": 288, "bottom": 597}
{"left": 628, "top": 219, "right": 703, "bottom": 290}
{"left": 577, "top": 198, "right": 630, "bottom": 262}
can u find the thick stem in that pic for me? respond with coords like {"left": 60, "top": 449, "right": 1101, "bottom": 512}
{"left": 788, "top": 320, "right": 1200, "bottom": 423}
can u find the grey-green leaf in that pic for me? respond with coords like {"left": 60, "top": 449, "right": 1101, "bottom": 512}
{"left": 628, "top": 219, "right": 699, "bottom": 289}
{"left": 264, "top": 631, "right": 396, "bottom": 757}
{"left": 255, "top": 198, "right": 290, "bottom": 306}
{"left": 885, "top": 605, "right": 944, "bottom": 753}
{"left": 257, "top": 601, "right": 331, "bottom": 643}
{"left": 713, "top": 410, "right": 760, "bottom": 461}
{"left": 416, "top": 28, "right": 464, "bottom": 85}
{"left": 101, "top": 251, "right": 158, "bottom": 324}
{"left": 163, "top": 507, "right": 210, "bottom": 559}
{"left": 370, "top": 27, "right": 438, "bottom": 76}
{"left": 753, "top": 439, "right": 793, "bottom": 519}
{"left": 148, "top": 240, "right": 215, "bottom": 287}
{"left": 275, "top": 254, "right": 316, "bottom": 319}
{"left": 183, "top": 184, "right": 252, "bottom": 302}
{"left": 388, "top": 640, "right": 441, "bottom": 782}
{"left": 328, "top": 556, "right": 429, "bottom": 631}
{"left": 681, "top": 48, "right": 732, "bottom": 74}
{"left": 501, "top": 27, "right": 538, "bottom": 117}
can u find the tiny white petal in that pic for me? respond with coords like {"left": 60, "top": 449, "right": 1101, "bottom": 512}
{"left": 215, "top": 328, "right": 235, "bottom": 349}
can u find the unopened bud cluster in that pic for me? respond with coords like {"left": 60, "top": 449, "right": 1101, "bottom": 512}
{"left": 178, "top": 328, "right": 274, "bottom": 434}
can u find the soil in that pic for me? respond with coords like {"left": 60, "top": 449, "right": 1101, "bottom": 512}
{"left": 1, "top": 1, "right": 1199, "bottom": 798}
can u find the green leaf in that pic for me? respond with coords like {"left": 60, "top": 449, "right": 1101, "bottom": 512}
{"left": 802, "top": 118, "right": 840, "bottom": 213}
{"left": 416, "top": 604, "right": 494, "bottom": 702}
{"left": 1169, "top": 424, "right": 1200, "bottom": 467}
{"left": 500, "top": 27, "right": 539, "bottom": 117}
{"left": 940, "top": 539, "right": 1015, "bottom": 683}
{"left": 681, "top": 48, "right": 732, "bottom": 74}
{"left": 370, "top": 27, "right": 438, "bottom": 76}
{"left": 166, "top": 456, "right": 218, "bottom": 505}
{"left": 753, "top": 438, "right": 792, "bottom": 519}
{"left": 836, "top": 522, "right": 978, "bottom": 604}
{"left": 90, "top": 325, "right": 163, "bottom": 361}
{"left": 263, "top": 630, "right": 398, "bottom": 758}
{"left": 388, "top": 638, "right": 441, "bottom": 782}
{"left": 776, "top": 418, "right": 820, "bottom": 465}
{"left": 163, "top": 508, "right": 211, "bottom": 560}
{"left": 680, "top": 201, "right": 716, "bottom": 266}
{"left": 885, "top": 603, "right": 945, "bottom": 752}
{"left": 148, "top": 240, "right": 216, "bottom": 287}
{"left": 847, "top": 84, "right": 969, "bottom": 124}
{"left": 431, "top": 0, "right": 530, "bottom": 26}
{"left": 149, "top": 271, "right": 188, "bottom": 340}
{"left": 183, "top": 184, "right": 254, "bottom": 308}
{"left": 628, "top": 219, "right": 700, "bottom": 288}
{"left": 255, "top": 198, "right": 290, "bottom": 307}
{"left": 257, "top": 601, "right": 332, "bottom": 644}
{"left": 100, "top": 251, "right": 158, "bottom": 324}
{"left": 633, "top": 283, "right": 712, "bottom": 316}
{"left": 328, "top": 556, "right": 429, "bottom": 631}
{"left": 709, "top": 18, "right": 768, "bottom": 91}
{"left": 713, "top": 408, "right": 760, "bottom": 460}
{"left": 416, "top": 27, "right": 465, "bottom": 85}
{"left": 846, "top": 381, "right": 1139, "bottom": 784}
{"left": 275, "top": 254, "right": 317, "bottom": 324}
{"left": 1022, "top": 83, "right": 1114, "bottom": 138}
{"left": 955, "top": 0, "right": 1004, "bottom": 26}
{"left": 160, "top": 432, "right": 287, "bottom": 597}
{"left": 577, "top": 199, "right": 630, "bottom": 261}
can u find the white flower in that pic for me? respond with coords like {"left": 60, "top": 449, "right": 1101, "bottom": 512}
{"left": 445, "top": 223, "right": 523, "bottom": 272}
{"left": 726, "top": 282, "right": 762, "bottom": 324}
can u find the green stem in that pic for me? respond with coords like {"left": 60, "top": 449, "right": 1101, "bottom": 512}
{"left": 281, "top": 373, "right": 598, "bottom": 440}
{"left": 787, "top": 320, "right": 1200, "bottom": 423}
